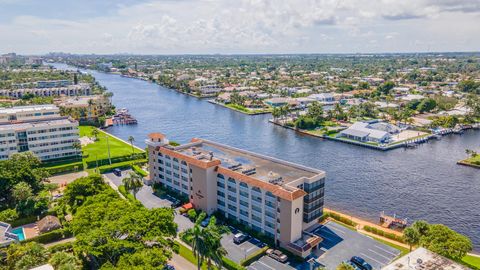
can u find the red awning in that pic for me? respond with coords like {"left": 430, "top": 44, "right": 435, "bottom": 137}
{"left": 182, "top": 203, "right": 193, "bottom": 210}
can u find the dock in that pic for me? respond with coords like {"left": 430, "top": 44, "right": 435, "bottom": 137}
{"left": 380, "top": 211, "right": 407, "bottom": 229}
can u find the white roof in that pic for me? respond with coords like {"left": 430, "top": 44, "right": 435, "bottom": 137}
{"left": 30, "top": 264, "right": 54, "bottom": 270}
{"left": 340, "top": 121, "right": 390, "bottom": 140}
{"left": 0, "top": 104, "right": 58, "bottom": 114}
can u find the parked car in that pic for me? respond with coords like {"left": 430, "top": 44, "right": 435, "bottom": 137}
{"left": 163, "top": 264, "right": 175, "bottom": 270}
{"left": 233, "top": 233, "right": 249, "bottom": 244}
{"left": 112, "top": 168, "right": 122, "bottom": 176}
{"left": 345, "top": 261, "right": 361, "bottom": 270}
{"left": 266, "top": 249, "right": 288, "bottom": 263}
{"left": 351, "top": 256, "right": 372, "bottom": 270}
{"left": 200, "top": 216, "right": 211, "bottom": 227}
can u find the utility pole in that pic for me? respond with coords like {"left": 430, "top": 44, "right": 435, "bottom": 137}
{"left": 106, "top": 135, "right": 112, "bottom": 165}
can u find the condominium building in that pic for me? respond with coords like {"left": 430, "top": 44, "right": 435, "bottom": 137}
{"left": 146, "top": 133, "right": 325, "bottom": 257}
{"left": 0, "top": 83, "right": 91, "bottom": 98}
{"left": 0, "top": 105, "right": 80, "bottom": 161}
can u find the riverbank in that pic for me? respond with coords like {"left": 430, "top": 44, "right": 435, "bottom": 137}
{"left": 457, "top": 158, "right": 480, "bottom": 169}
{"left": 269, "top": 119, "right": 435, "bottom": 151}
{"left": 208, "top": 100, "right": 272, "bottom": 115}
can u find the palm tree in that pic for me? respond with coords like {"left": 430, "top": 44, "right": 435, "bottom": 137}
{"left": 91, "top": 129, "right": 99, "bottom": 141}
{"left": 122, "top": 172, "right": 143, "bottom": 199}
{"left": 128, "top": 136, "right": 135, "bottom": 156}
{"left": 190, "top": 225, "right": 207, "bottom": 270}
{"left": 184, "top": 215, "right": 229, "bottom": 270}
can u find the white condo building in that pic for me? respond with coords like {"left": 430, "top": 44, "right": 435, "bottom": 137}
{"left": 0, "top": 105, "right": 80, "bottom": 161}
{"left": 146, "top": 133, "right": 326, "bottom": 257}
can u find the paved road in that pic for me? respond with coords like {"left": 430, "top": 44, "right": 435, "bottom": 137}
{"left": 103, "top": 170, "right": 171, "bottom": 208}
{"left": 169, "top": 253, "right": 197, "bottom": 270}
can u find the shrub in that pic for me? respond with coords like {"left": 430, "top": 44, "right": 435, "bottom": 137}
{"left": 118, "top": 185, "right": 136, "bottom": 202}
{"left": 10, "top": 215, "right": 39, "bottom": 227}
{"left": 45, "top": 162, "right": 84, "bottom": 175}
{"left": 0, "top": 208, "right": 19, "bottom": 222}
{"left": 47, "top": 242, "right": 74, "bottom": 253}
{"left": 24, "top": 229, "right": 72, "bottom": 244}
{"left": 241, "top": 246, "right": 268, "bottom": 266}
{"left": 223, "top": 257, "right": 246, "bottom": 270}
{"left": 132, "top": 164, "right": 148, "bottom": 177}
{"left": 364, "top": 225, "right": 405, "bottom": 243}
{"left": 324, "top": 212, "right": 357, "bottom": 227}
{"left": 187, "top": 209, "right": 197, "bottom": 221}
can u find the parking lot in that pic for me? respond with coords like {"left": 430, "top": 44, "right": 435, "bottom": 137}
{"left": 314, "top": 221, "right": 401, "bottom": 269}
{"left": 248, "top": 256, "right": 297, "bottom": 270}
{"left": 221, "top": 227, "right": 266, "bottom": 263}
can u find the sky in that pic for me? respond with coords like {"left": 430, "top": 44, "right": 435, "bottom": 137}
{"left": 0, "top": 0, "right": 479, "bottom": 55}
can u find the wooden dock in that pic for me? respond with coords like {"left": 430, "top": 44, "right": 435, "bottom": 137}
{"left": 380, "top": 211, "right": 407, "bottom": 229}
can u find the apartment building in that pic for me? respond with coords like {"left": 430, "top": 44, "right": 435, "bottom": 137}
{"left": 55, "top": 95, "right": 112, "bottom": 121}
{"left": 0, "top": 105, "right": 80, "bottom": 161}
{"left": 146, "top": 133, "right": 325, "bottom": 257}
{"left": 0, "top": 83, "right": 90, "bottom": 98}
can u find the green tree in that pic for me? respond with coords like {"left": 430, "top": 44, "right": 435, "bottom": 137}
{"left": 116, "top": 248, "right": 171, "bottom": 270}
{"left": 420, "top": 224, "right": 472, "bottom": 260}
{"left": 122, "top": 172, "right": 143, "bottom": 199}
{"left": 91, "top": 128, "right": 99, "bottom": 140}
{"left": 403, "top": 227, "right": 420, "bottom": 251}
{"left": 49, "top": 251, "right": 83, "bottom": 270}
{"left": 72, "top": 190, "right": 177, "bottom": 268}
{"left": 128, "top": 136, "right": 136, "bottom": 156}
{"left": 307, "top": 101, "right": 324, "bottom": 123}
{"left": 4, "top": 242, "right": 49, "bottom": 270}
{"left": 377, "top": 81, "right": 395, "bottom": 95}
{"left": 0, "top": 152, "right": 48, "bottom": 207}
{"left": 63, "top": 174, "right": 107, "bottom": 210}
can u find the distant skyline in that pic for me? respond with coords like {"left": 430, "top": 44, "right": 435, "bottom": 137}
{"left": 1, "top": 0, "right": 479, "bottom": 55}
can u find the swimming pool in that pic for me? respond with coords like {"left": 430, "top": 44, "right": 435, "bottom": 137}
{"left": 11, "top": 227, "right": 25, "bottom": 241}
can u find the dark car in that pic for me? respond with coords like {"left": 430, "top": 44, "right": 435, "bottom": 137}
{"left": 163, "top": 264, "right": 175, "bottom": 270}
{"left": 112, "top": 168, "right": 122, "bottom": 176}
{"left": 351, "top": 256, "right": 372, "bottom": 270}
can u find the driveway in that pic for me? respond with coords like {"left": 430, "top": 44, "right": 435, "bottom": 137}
{"left": 314, "top": 221, "right": 400, "bottom": 269}
{"left": 221, "top": 231, "right": 265, "bottom": 263}
{"left": 103, "top": 169, "right": 172, "bottom": 208}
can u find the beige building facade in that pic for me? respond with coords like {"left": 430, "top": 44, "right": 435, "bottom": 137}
{"left": 146, "top": 133, "right": 325, "bottom": 257}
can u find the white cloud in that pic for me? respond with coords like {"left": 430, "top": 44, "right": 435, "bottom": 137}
{"left": 0, "top": 0, "right": 479, "bottom": 54}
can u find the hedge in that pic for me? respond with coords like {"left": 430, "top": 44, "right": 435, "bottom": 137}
{"left": 45, "top": 161, "right": 84, "bottom": 175}
{"left": 241, "top": 246, "right": 268, "bottom": 266}
{"left": 97, "top": 159, "right": 147, "bottom": 174}
{"left": 132, "top": 164, "right": 148, "bottom": 177}
{"left": 223, "top": 257, "right": 246, "bottom": 270}
{"left": 47, "top": 241, "right": 74, "bottom": 253}
{"left": 364, "top": 225, "right": 405, "bottom": 243}
{"left": 85, "top": 153, "right": 146, "bottom": 168}
{"left": 322, "top": 212, "right": 357, "bottom": 227}
{"left": 24, "top": 229, "right": 72, "bottom": 244}
{"left": 118, "top": 185, "right": 137, "bottom": 202}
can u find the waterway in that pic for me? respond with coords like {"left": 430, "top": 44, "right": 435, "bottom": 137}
{"left": 52, "top": 63, "right": 480, "bottom": 251}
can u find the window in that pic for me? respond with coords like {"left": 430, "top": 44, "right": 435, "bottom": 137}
{"left": 240, "top": 182, "right": 248, "bottom": 188}
{"left": 217, "top": 200, "right": 225, "bottom": 206}
{"left": 217, "top": 182, "right": 225, "bottom": 188}
{"left": 252, "top": 187, "right": 261, "bottom": 193}
{"left": 228, "top": 205, "right": 237, "bottom": 212}
{"left": 217, "top": 174, "right": 224, "bottom": 179}
{"left": 228, "top": 178, "right": 236, "bottom": 184}
{"left": 217, "top": 191, "right": 225, "bottom": 197}
{"left": 228, "top": 195, "right": 236, "bottom": 202}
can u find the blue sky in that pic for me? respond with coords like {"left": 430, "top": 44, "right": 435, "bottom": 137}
{"left": 0, "top": 0, "right": 479, "bottom": 54}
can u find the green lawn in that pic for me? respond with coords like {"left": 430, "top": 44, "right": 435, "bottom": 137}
{"left": 462, "top": 254, "right": 480, "bottom": 270}
{"left": 79, "top": 126, "right": 144, "bottom": 163}
{"left": 465, "top": 155, "right": 480, "bottom": 165}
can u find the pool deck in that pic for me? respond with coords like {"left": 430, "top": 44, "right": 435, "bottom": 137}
{"left": 21, "top": 223, "right": 39, "bottom": 239}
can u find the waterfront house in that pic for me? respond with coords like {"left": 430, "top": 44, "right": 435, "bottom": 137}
{"left": 339, "top": 121, "right": 393, "bottom": 143}
{"left": 265, "top": 97, "right": 289, "bottom": 107}
{"left": 308, "top": 93, "right": 335, "bottom": 104}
